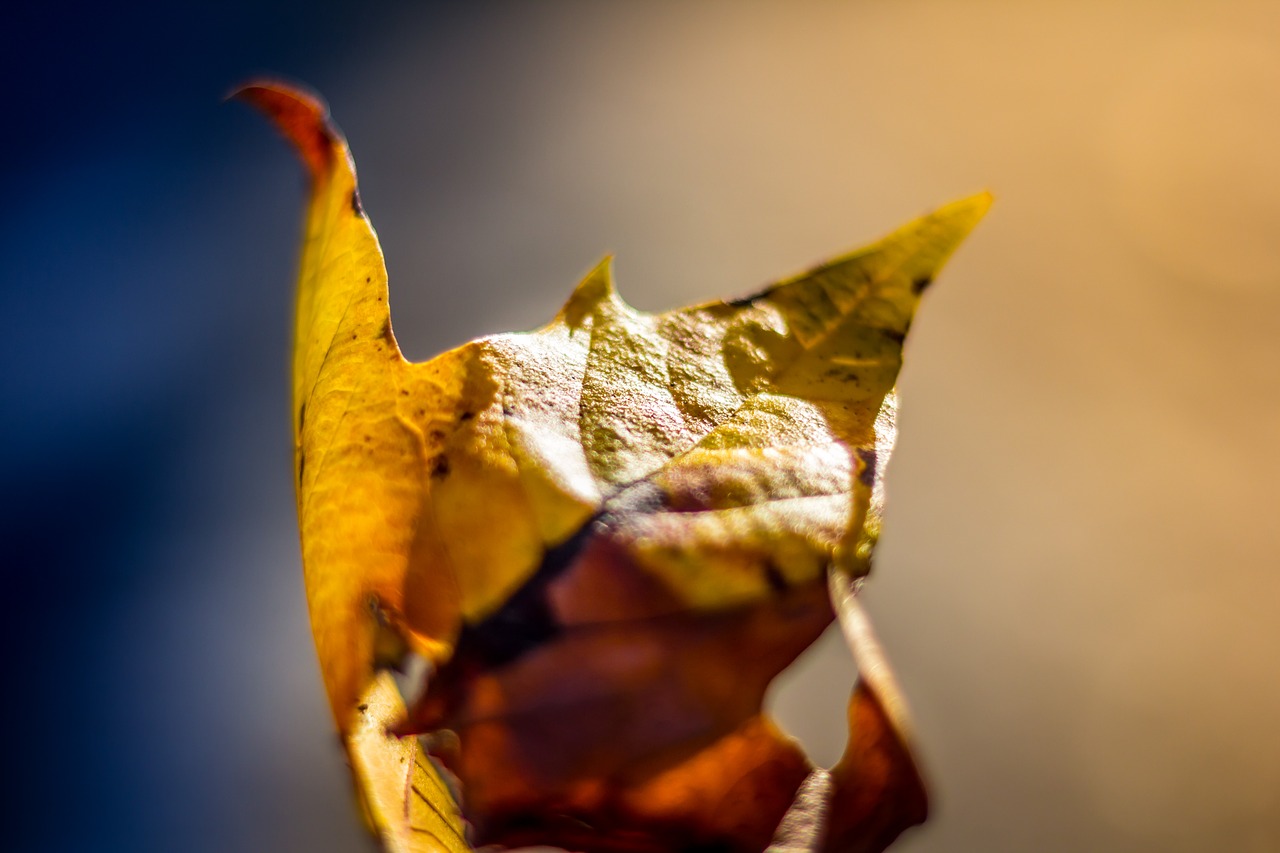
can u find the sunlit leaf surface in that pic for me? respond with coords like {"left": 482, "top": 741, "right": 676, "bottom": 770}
{"left": 239, "top": 79, "right": 988, "bottom": 853}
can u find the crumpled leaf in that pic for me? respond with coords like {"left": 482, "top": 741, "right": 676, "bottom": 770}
{"left": 239, "top": 79, "right": 988, "bottom": 853}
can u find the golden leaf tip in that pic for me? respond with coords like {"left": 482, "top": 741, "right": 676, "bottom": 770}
{"left": 933, "top": 190, "right": 995, "bottom": 231}
{"left": 558, "top": 254, "right": 618, "bottom": 328}
{"left": 232, "top": 78, "right": 341, "bottom": 181}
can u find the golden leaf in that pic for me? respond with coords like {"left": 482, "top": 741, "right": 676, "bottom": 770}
{"left": 235, "top": 81, "right": 468, "bottom": 853}
{"left": 239, "top": 79, "right": 989, "bottom": 853}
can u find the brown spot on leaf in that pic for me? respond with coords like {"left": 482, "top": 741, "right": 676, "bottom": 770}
{"left": 763, "top": 562, "right": 789, "bottom": 594}
{"left": 350, "top": 188, "right": 363, "bottom": 215}
{"left": 856, "top": 447, "right": 877, "bottom": 488}
{"left": 431, "top": 455, "right": 451, "bottom": 478}
{"left": 724, "top": 289, "right": 765, "bottom": 308}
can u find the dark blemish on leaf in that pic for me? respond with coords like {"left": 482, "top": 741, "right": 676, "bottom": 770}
{"left": 298, "top": 451, "right": 306, "bottom": 485}
{"left": 763, "top": 562, "right": 789, "bottom": 594}
{"left": 459, "top": 411, "right": 475, "bottom": 422}
{"left": 724, "top": 289, "right": 766, "bottom": 308}
{"left": 356, "top": 703, "right": 368, "bottom": 713}
{"left": 380, "top": 318, "right": 393, "bottom": 343}
{"left": 364, "top": 434, "right": 372, "bottom": 443}
{"left": 911, "top": 275, "right": 933, "bottom": 295}
{"left": 823, "top": 367, "right": 860, "bottom": 385}
{"left": 400, "top": 389, "right": 409, "bottom": 396}
{"left": 856, "top": 447, "right": 877, "bottom": 487}
{"left": 365, "top": 276, "right": 371, "bottom": 283}
{"left": 431, "top": 455, "right": 450, "bottom": 478}
{"left": 428, "top": 429, "right": 446, "bottom": 442}
{"left": 298, "top": 401, "right": 306, "bottom": 432}
{"left": 884, "top": 329, "right": 906, "bottom": 345}
{"left": 501, "top": 405, "right": 515, "bottom": 417}
{"left": 350, "top": 188, "right": 363, "bottom": 215}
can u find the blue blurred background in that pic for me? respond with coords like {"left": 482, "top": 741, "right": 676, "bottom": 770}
{"left": 4, "top": 2, "right": 1279, "bottom": 851}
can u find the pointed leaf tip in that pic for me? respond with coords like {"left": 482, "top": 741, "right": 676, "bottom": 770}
{"left": 934, "top": 190, "right": 994, "bottom": 232}
{"left": 233, "top": 79, "right": 340, "bottom": 181}
{"left": 558, "top": 254, "right": 617, "bottom": 329}
{"left": 909, "top": 190, "right": 993, "bottom": 292}
{"left": 911, "top": 189, "right": 994, "bottom": 257}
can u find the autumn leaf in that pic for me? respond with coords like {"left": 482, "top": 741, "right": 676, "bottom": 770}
{"left": 237, "top": 80, "right": 988, "bottom": 853}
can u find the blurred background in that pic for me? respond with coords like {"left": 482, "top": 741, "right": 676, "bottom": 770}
{"left": 4, "top": 1, "right": 1279, "bottom": 851}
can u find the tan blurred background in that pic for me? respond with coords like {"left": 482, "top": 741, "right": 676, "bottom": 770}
{"left": 6, "top": 1, "right": 1277, "bottom": 851}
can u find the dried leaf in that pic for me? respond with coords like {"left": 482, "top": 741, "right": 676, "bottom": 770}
{"left": 822, "top": 572, "right": 929, "bottom": 853}
{"left": 235, "top": 81, "right": 469, "bottom": 851}
{"left": 239, "top": 79, "right": 988, "bottom": 853}
{"left": 348, "top": 674, "right": 470, "bottom": 853}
